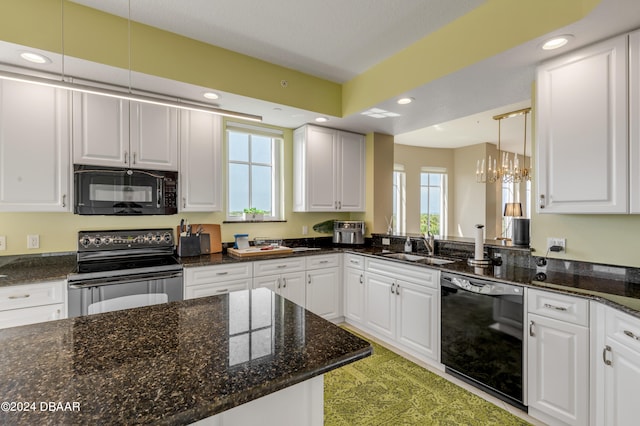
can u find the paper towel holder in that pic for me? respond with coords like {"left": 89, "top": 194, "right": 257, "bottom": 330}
{"left": 468, "top": 224, "right": 492, "bottom": 267}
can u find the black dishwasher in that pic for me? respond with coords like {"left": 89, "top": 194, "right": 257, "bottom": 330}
{"left": 440, "top": 273, "right": 526, "bottom": 411}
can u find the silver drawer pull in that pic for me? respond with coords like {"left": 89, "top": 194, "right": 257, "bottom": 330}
{"left": 216, "top": 289, "right": 229, "bottom": 293}
{"left": 319, "top": 260, "right": 329, "bottom": 264}
{"left": 8, "top": 294, "right": 30, "bottom": 299}
{"left": 216, "top": 272, "right": 229, "bottom": 276}
{"left": 603, "top": 345, "right": 612, "bottom": 366}
{"left": 624, "top": 330, "right": 640, "bottom": 341}
{"left": 529, "top": 320, "right": 535, "bottom": 337}
{"left": 544, "top": 303, "right": 567, "bottom": 311}
{"left": 350, "top": 259, "right": 359, "bottom": 264}
{"left": 277, "top": 265, "right": 287, "bottom": 269}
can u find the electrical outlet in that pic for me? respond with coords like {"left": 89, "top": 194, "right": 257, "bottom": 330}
{"left": 382, "top": 238, "right": 391, "bottom": 246}
{"left": 27, "top": 234, "right": 39, "bottom": 249}
{"left": 302, "top": 225, "right": 308, "bottom": 235}
{"left": 0, "top": 236, "right": 5, "bottom": 251}
{"left": 547, "top": 237, "right": 566, "bottom": 251}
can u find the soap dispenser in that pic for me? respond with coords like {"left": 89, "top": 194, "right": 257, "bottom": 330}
{"left": 404, "top": 237, "right": 412, "bottom": 253}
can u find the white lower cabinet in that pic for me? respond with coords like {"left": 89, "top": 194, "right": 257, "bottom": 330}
{"left": 306, "top": 254, "right": 342, "bottom": 321}
{"left": 343, "top": 254, "right": 365, "bottom": 326}
{"left": 360, "top": 257, "right": 440, "bottom": 363}
{"left": 527, "top": 288, "right": 590, "bottom": 426}
{"left": 253, "top": 272, "right": 306, "bottom": 307}
{"left": 593, "top": 302, "right": 640, "bottom": 426}
{"left": 184, "top": 263, "right": 252, "bottom": 299}
{"left": 0, "top": 280, "right": 67, "bottom": 329}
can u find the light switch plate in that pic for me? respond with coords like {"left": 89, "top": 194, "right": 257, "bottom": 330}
{"left": 27, "top": 234, "right": 39, "bottom": 249}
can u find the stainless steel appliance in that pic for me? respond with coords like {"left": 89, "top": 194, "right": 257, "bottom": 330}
{"left": 333, "top": 220, "right": 365, "bottom": 245}
{"left": 74, "top": 165, "right": 178, "bottom": 215}
{"left": 440, "top": 273, "right": 526, "bottom": 410}
{"left": 67, "top": 229, "right": 183, "bottom": 317}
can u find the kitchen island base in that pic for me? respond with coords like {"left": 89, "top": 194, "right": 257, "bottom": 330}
{"left": 191, "top": 375, "right": 323, "bottom": 426}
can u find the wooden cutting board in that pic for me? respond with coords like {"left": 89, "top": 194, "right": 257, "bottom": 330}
{"left": 175, "top": 224, "right": 222, "bottom": 254}
{"left": 227, "top": 246, "right": 293, "bottom": 258}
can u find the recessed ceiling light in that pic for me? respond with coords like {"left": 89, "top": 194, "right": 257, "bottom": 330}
{"left": 542, "top": 35, "right": 574, "bottom": 50}
{"left": 203, "top": 92, "right": 219, "bottom": 100}
{"left": 20, "top": 52, "right": 51, "bottom": 64}
{"left": 315, "top": 117, "right": 329, "bottom": 123}
{"left": 397, "top": 97, "right": 414, "bottom": 105}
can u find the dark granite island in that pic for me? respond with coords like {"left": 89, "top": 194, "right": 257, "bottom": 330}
{"left": 0, "top": 288, "right": 371, "bottom": 425}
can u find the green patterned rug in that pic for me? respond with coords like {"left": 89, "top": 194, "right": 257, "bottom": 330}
{"left": 324, "top": 331, "right": 531, "bottom": 425}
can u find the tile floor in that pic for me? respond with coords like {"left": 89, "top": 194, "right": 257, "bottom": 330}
{"left": 342, "top": 324, "right": 546, "bottom": 426}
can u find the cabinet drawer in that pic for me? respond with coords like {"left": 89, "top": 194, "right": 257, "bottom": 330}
{"left": 306, "top": 253, "right": 340, "bottom": 270}
{"left": 344, "top": 253, "right": 364, "bottom": 270}
{"left": 527, "top": 288, "right": 589, "bottom": 326}
{"left": 365, "top": 258, "right": 438, "bottom": 288}
{"left": 185, "top": 279, "right": 250, "bottom": 300}
{"left": 0, "top": 280, "right": 65, "bottom": 311}
{"left": 606, "top": 307, "right": 640, "bottom": 353}
{"left": 185, "top": 263, "right": 252, "bottom": 286}
{"left": 253, "top": 258, "right": 305, "bottom": 277}
{"left": 0, "top": 303, "right": 65, "bottom": 329}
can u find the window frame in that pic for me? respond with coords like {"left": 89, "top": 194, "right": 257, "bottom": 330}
{"left": 392, "top": 164, "right": 406, "bottom": 234}
{"left": 419, "top": 167, "right": 447, "bottom": 236}
{"left": 225, "top": 122, "right": 284, "bottom": 221}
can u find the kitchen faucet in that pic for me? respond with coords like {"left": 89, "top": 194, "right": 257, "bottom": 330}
{"left": 422, "top": 233, "right": 435, "bottom": 256}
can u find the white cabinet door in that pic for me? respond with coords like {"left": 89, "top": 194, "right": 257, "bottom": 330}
{"left": 179, "top": 110, "right": 222, "bottom": 211}
{"left": 304, "top": 125, "right": 336, "bottom": 211}
{"left": 73, "top": 93, "right": 178, "bottom": 170}
{"left": 306, "top": 267, "right": 341, "bottom": 320}
{"left": 254, "top": 275, "right": 280, "bottom": 293}
{"left": 364, "top": 273, "right": 395, "bottom": 340}
{"left": 629, "top": 29, "right": 640, "bottom": 212}
{"left": 344, "top": 267, "right": 365, "bottom": 325}
{"left": 396, "top": 280, "right": 439, "bottom": 361}
{"left": 130, "top": 102, "right": 178, "bottom": 171}
{"left": 603, "top": 337, "right": 640, "bottom": 426}
{"left": 536, "top": 34, "right": 628, "bottom": 213}
{"left": 527, "top": 313, "right": 589, "bottom": 426}
{"left": 73, "top": 92, "right": 129, "bottom": 167}
{"left": 279, "top": 271, "right": 306, "bottom": 307}
{"left": 0, "top": 80, "right": 70, "bottom": 212}
{"left": 337, "top": 130, "right": 365, "bottom": 211}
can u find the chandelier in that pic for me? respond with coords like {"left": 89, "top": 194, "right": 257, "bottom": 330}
{"left": 476, "top": 107, "right": 532, "bottom": 183}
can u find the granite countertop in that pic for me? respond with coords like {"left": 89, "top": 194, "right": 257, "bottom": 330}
{"left": 0, "top": 288, "right": 372, "bottom": 425}
{"left": 0, "top": 253, "right": 76, "bottom": 288}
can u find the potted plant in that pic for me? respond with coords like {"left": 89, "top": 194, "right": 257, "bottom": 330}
{"left": 243, "top": 207, "right": 266, "bottom": 221}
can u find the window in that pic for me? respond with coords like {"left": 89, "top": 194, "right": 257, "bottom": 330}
{"left": 420, "top": 168, "right": 447, "bottom": 235}
{"left": 392, "top": 164, "right": 406, "bottom": 234}
{"left": 226, "top": 123, "right": 283, "bottom": 220}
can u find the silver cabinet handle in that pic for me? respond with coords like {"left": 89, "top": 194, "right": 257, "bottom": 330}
{"left": 133, "top": 152, "right": 137, "bottom": 164}
{"left": 359, "top": 274, "right": 363, "bottom": 284}
{"left": 216, "top": 272, "right": 229, "bottom": 276}
{"left": 282, "top": 278, "right": 287, "bottom": 288}
{"left": 124, "top": 151, "right": 128, "bottom": 164}
{"left": 539, "top": 194, "right": 545, "bottom": 209}
{"left": 62, "top": 194, "right": 66, "bottom": 208}
{"left": 216, "top": 289, "right": 229, "bottom": 293}
{"left": 319, "top": 260, "right": 329, "bottom": 264}
{"left": 603, "top": 345, "right": 612, "bottom": 366}
{"left": 529, "top": 320, "right": 535, "bottom": 337}
{"left": 391, "top": 282, "right": 395, "bottom": 294}
{"left": 183, "top": 197, "right": 186, "bottom": 209}
{"left": 334, "top": 201, "right": 338, "bottom": 210}
{"left": 624, "top": 330, "right": 640, "bottom": 341}
{"left": 277, "top": 278, "right": 281, "bottom": 289}
{"left": 396, "top": 283, "right": 400, "bottom": 296}
{"left": 54, "top": 309, "right": 61, "bottom": 319}
{"left": 308, "top": 274, "right": 311, "bottom": 285}
{"left": 338, "top": 201, "right": 342, "bottom": 210}
{"left": 349, "top": 259, "right": 359, "bottom": 265}
{"left": 277, "top": 265, "right": 287, "bottom": 269}
{"left": 8, "top": 294, "right": 30, "bottom": 299}
{"left": 543, "top": 303, "right": 568, "bottom": 311}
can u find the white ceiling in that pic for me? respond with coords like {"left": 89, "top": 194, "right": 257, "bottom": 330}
{"left": 4, "top": 0, "right": 640, "bottom": 154}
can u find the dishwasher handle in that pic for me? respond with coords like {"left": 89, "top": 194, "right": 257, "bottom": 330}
{"left": 441, "top": 274, "right": 523, "bottom": 297}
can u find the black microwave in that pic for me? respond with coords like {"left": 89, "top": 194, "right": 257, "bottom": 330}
{"left": 74, "top": 165, "right": 178, "bottom": 215}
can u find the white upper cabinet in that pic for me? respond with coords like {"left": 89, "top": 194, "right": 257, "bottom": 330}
{"left": 293, "top": 124, "right": 365, "bottom": 212}
{"left": 0, "top": 80, "right": 70, "bottom": 212}
{"left": 629, "top": 29, "right": 640, "bottom": 213}
{"left": 179, "top": 110, "right": 222, "bottom": 212}
{"left": 536, "top": 34, "right": 628, "bottom": 214}
{"left": 73, "top": 92, "right": 178, "bottom": 171}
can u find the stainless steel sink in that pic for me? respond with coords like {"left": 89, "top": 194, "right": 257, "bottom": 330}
{"left": 382, "top": 252, "right": 455, "bottom": 265}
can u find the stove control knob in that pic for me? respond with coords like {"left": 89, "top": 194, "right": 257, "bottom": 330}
{"left": 94, "top": 237, "right": 102, "bottom": 246}
{"left": 103, "top": 237, "right": 111, "bottom": 245}
{"left": 146, "top": 233, "right": 154, "bottom": 243}
{"left": 155, "top": 235, "right": 162, "bottom": 243}
{"left": 163, "top": 233, "right": 172, "bottom": 243}
{"left": 80, "top": 237, "right": 91, "bottom": 248}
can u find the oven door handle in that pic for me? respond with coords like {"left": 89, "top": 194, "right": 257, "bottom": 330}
{"left": 68, "top": 270, "right": 183, "bottom": 288}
